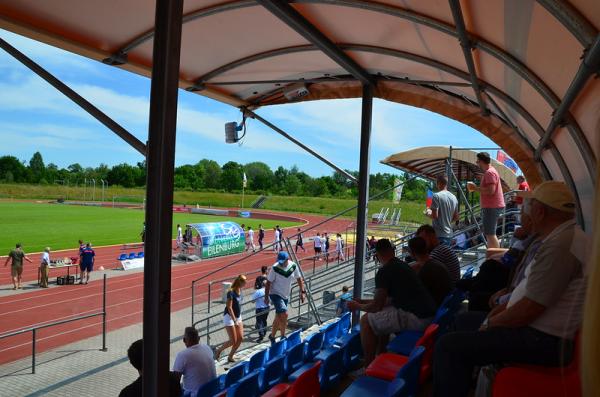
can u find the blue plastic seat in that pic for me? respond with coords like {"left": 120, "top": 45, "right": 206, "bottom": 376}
{"left": 387, "top": 308, "right": 450, "bottom": 355}
{"left": 136, "top": 251, "right": 144, "bottom": 258}
{"left": 341, "top": 332, "right": 362, "bottom": 368}
{"left": 194, "top": 376, "right": 221, "bottom": 397}
{"left": 461, "top": 266, "right": 475, "bottom": 280}
{"left": 337, "top": 312, "right": 352, "bottom": 337}
{"left": 258, "top": 355, "right": 285, "bottom": 392}
{"left": 117, "top": 253, "right": 127, "bottom": 261}
{"left": 227, "top": 370, "right": 260, "bottom": 397}
{"left": 268, "top": 339, "right": 287, "bottom": 359}
{"left": 221, "top": 362, "right": 247, "bottom": 389}
{"left": 340, "top": 346, "right": 425, "bottom": 397}
{"left": 289, "top": 346, "right": 344, "bottom": 390}
{"left": 321, "top": 321, "right": 340, "bottom": 349}
{"left": 303, "top": 332, "right": 324, "bottom": 362}
{"left": 285, "top": 329, "right": 302, "bottom": 350}
{"left": 127, "top": 252, "right": 136, "bottom": 259}
{"left": 284, "top": 341, "right": 305, "bottom": 375}
{"left": 247, "top": 349, "right": 269, "bottom": 374}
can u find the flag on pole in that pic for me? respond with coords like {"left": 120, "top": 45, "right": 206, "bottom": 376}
{"left": 242, "top": 172, "right": 247, "bottom": 188}
{"left": 496, "top": 151, "right": 518, "bottom": 173}
{"left": 393, "top": 178, "right": 403, "bottom": 203}
{"left": 426, "top": 189, "right": 433, "bottom": 208}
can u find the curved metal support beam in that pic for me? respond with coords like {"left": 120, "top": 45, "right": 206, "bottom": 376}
{"left": 190, "top": 45, "right": 314, "bottom": 88}
{"left": 448, "top": 0, "right": 489, "bottom": 116}
{"left": 105, "top": 0, "right": 593, "bottom": 173}
{"left": 535, "top": 0, "right": 598, "bottom": 48}
{"left": 535, "top": 34, "right": 600, "bottom": 162}
{"left": 256, "top": 0, "right": 376, "bottom": 85}
{"left": 103, "top": 0, "right": 256, "bottom": 65}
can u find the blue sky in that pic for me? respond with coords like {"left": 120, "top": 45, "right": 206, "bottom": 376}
{"left": 0, "top": 29, "right": 498, "bottom": 177}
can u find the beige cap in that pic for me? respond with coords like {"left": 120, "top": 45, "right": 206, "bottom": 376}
{"left": 516, "top": 181, "right": 575, "bottom": 213}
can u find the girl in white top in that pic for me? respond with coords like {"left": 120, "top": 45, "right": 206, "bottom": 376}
{"left": 273, "top": 228, "right": 281, "bottom": 252}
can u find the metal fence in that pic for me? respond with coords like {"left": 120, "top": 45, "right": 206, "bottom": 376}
{"left": 0, "top": 274, "right": 108, "bottom": 374}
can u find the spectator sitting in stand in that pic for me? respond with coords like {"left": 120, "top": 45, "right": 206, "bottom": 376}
{"left": 407, "top": 237, "right": 453, "bottom": 307}
{"left": 416, "top": 224, "right": 460, "bottom": 284}
{"left": 119, "top": 339, "right": 182, "bottom": 397}
{"left": 433, "top": 181, "right": 587, "bottom": 397}
{"left": 347, "top": 239, "right": 436, "bottom": 367}
{"left": 172, "top": 327, "right": 217, "bottom": 396}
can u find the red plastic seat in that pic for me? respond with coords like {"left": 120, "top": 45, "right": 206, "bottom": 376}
{"left": 366, "top": 324, "right": 439, "bottom": 383}
{"left": 492, "top": 332, "right": 581, "bottom": 397}
{"left": 261, "top": 361, "right": 321, "bottom": 397}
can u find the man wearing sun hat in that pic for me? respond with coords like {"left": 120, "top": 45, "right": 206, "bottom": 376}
{"left": 264, "top": 251, "right": 305, "bottom": 343}
{"left": 434, "top": 181, "right": 587, "bottom": 397}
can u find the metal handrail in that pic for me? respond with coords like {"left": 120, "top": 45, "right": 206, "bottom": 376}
{"left": 0, "top": 274, "right": 108, "bottom": 374}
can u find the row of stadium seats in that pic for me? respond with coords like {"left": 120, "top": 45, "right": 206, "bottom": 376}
{"left": 190, "top": 312, "right": 359, "bottom": 397}
{"left": 117, "top": 252, "right": 144, "bottom": 261}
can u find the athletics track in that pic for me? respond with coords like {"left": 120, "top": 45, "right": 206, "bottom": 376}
{"left": 0, "top": 212, "right": 353, "bottom": 366}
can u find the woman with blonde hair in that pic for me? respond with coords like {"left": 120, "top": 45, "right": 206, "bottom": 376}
{"left": 215, "top": 274, "right": 247, "bottom": 363}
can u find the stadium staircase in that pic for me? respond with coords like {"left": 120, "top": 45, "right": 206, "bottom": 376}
{"left": 251, "top": 195, "right": 268, "bottom": 209}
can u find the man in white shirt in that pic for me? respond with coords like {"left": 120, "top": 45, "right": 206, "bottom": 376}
{"left": 265, "top": 251, "right": 305, "bottom": 342}
{"left": 433, "top": 181, "right": 585, "bottom": 397}
{"left": 39, "top": 247, "right": 50, "bottom": 288}
{"left": 313, "top": 233, "right": 323, "bottom": 260}
{"left": 273, "top": 227, "right": 281, "bottom": 252}
{"left": 172, "top": 327, "right": 216, "bottom": 395}
{"left": 176, "top": 224, "right": 183, "bottom": 248}
{"left": 246, "top": 226, "right": 256, "bottom": 253}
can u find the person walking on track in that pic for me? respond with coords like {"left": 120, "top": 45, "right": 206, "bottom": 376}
{"left": 4, "top": 243, "right": 32, "bottom": 290}
{"left": 336, "top": 233, "right": 345, "bottom": 262}
{"left": 258, "top": 224, "right": 265, "bottom": 250}
{"left": 79, "top": 243, "right": 95, "bottom": 285}
{"left": 246, "top": 226, "right": 256, "bottom": 252}
{"left": 295, "top": 228, "right": 306, "bottom": 253}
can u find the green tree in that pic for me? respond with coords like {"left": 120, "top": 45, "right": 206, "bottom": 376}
{"left": 244, "top": 161, "right": 273, "bottom": 191}
{"left": 198, "top": 159, "right": 221, "bottom": 189}
{"left": 0, "top": 156, "right": 27, "bottom": 182}
{"left": 107, "top": 163, "right": 141, "bottom": 187}
{"left": 283, "top": 174, "right": 301, "bottom": 195}
{"left": 220, "top": 161, "right": 244, "bottom": 191}
{"left": 28, "top": 152, "right": 45, "bottom": 183}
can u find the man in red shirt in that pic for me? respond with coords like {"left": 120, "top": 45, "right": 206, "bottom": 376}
{"left": 467, "top": 152, "right": 505, "bottom": 248}
{"left": 514, "top": 175, "right": 530, "bottom": 222}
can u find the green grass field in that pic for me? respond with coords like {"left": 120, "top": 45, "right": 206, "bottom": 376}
{"left": 0, "top": 202, "right": 301, "bottom": 254}
{"left": 0, "top": 183, "right": 428, "bottom": 223}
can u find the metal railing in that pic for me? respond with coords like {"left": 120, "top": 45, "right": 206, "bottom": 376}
{"left": 0, "top": 274, "right": 108, "bottom": 374}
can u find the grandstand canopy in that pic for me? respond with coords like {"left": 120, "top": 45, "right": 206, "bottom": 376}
{"left": 381, "top": 146, "right": 518, "bottom": 192}
{"left": 0, "top": 0, "right": 597, "bottom": 229}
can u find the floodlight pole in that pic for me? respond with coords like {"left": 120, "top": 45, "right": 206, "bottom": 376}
{"left": 142, "top": 0, "right": 184, "bottom": 396}
{"left": 352, "top": 84, "right": 373, "bottom": 326}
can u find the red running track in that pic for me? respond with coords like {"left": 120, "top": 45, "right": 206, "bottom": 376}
{"left": 0, "top": 214, "right": 353, "bottom": 365}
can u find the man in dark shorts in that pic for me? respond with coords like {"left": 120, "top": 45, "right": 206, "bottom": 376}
{"left": 295, "top": 228, "right": 305, "bottom": 253}
{"left": 4, "top": 243, "right": 32, "bottom": 290}
{"left": 79, "top": 243, "right": 95, "bottom": 285}
{"left": 348, "top": 239, "right": 436, "bottom": 367}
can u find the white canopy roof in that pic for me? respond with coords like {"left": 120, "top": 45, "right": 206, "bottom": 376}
{"left": 0, "top": 0, "right": 597, "bottom": 227}
{"left": 381, "top": 146, "right": 518, "bottom": 192}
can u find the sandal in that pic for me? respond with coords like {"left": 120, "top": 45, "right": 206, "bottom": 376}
{"left": 227, "top": 357, "right": 236, "bottom": 363}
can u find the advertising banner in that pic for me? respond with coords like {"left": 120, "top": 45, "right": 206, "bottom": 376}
{"left": 190, "top": 222, "right": 246, "bottom": 259}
